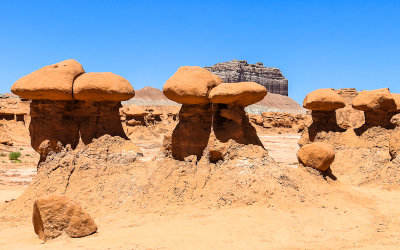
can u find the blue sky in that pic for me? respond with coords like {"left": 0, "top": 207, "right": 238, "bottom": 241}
{"left": 0, "top": 0, "right": 399, "bottom": 104}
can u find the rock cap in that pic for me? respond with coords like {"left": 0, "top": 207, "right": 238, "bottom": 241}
{"left": 73, "top": 72, "right": 135, "bottom": 101}
{"left": 11, "top": 59, "right": 84, "bottom": 100}
{"left": 163, "top": 66, "right": 222, "bottom": 105}
{"left": 352, "top": 88, "right": 397, "bottom": 111}
{"left": 303, "top": 89, "right": 346, "bottom": 111}
{"left": 208, "top": 82, "right": 267, "bottom": 107}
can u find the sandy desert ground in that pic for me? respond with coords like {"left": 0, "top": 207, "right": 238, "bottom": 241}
{"left": 1, "top": 131, "right": 400, "bottom": 249}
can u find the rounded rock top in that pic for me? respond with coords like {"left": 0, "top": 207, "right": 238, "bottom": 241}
{"left": 208, "top": 82, "right": 267, "bottom": 107}
{"left": 297, "top": 142, "right": 335, "bottom": 171}
{"left": 303, "top": 89, "right": 345, "bottom": 111}
{"left": 73, "top": 72, "right": 135, "bottom": 102}
{"left": 352, "top": 88, "right": 397, "bottom": 112}
{"left": 391, "top": 93, "right": 400, "bottom": 112}
{"left": 163, "top": 66, "right": 223, "bottom": 105}
{"left": 11, "top": 59, "right": 84, "bottom": 100}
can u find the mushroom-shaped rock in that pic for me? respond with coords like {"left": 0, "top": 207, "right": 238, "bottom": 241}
{"left": 297, "top": 142, "right": 335, "bottom": 171}
{"left": 73, "top": 72, "right": 134, "bottom": 144}
{"left": 209, "top": 82, "right": 266, "bottom": 147}
{"left": 33, "top": 195, "right": 97, "bottom": 241}
{"left": 303, "top": 89, "right": 345, "bottom": 111}
{"left": 208, "top": 82, "right": 267, "bottom": 107}
{"left": 163, "top": 66, "right": 222, "bottom": 105}
{"left": 302, "top": 89, "right": 346, "bottom": 134}
{"left": 162, "top": 66, "right": 220, "bottom": 160}
{"left": 73, "top": 72, "right": 135, "bottom": 101}
{"left": 352, "top": 89, "right": 397, "bottom": 128}
{"left": 11, "top": 59, "right": 84, "bottom": 100}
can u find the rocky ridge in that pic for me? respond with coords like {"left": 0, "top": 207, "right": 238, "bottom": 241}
{"left": 205, "top": 60, "right": 288, "bottom": 96}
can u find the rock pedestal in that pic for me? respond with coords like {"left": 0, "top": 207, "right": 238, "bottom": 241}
{"left": 171, "top": 104, "right": 212, "bottom": 160}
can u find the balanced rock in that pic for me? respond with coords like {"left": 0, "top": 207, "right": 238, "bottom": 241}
{"left": 208, "top": 82, "right": 267, "bottom": 107}
{"left": 209, "top": 82, "right": 266, "bottom": 146}
{"left": 73, "top": 72, "right": 135, "bottom": 101}
{"left": 352, "top": 88, "right": 397, "bottom": 128}
{"left": 303, "top": 89, "right": 346, "bottom": 111}
{"left": 297, "top": 142, "right": 335, "bottom": 171}
{"left": 11, "top": 59, "right": 84, "bottom": 100}
{"left": 33, "top": 195, "right": 97, "bottom": 241}
{"left": 352, "top": 88, "right": 396, "bottom": 111}
{"left": 163, "top": 66, "right": 222, "bottom": 105}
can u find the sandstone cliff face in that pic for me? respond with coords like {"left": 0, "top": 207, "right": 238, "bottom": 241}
{"left": 205, "top": 60, "right": 288, "bottom": 96}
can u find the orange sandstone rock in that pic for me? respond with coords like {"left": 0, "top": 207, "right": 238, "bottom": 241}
{"left": 11, "top": 59, "right": 84, "bottom": 100}
{"left": 208, "top": 82, "right": 267, "bottom": 107}
{"left": 303, "top": 89, "right": 345, "bottom": 111}
{"left": 163, "top": 66, "right": 222, "bottom": 104}
{"left": 352, "top": 88, "right": 396, "bottom": 111}
{"left": 297, "top": 142, "right": 335, "bottom": 171}
{"left": 73, "top": 72, "right": 135, "bottom": 101}
{"left": 33, "top": 195, "right": 97, "bottom": 241}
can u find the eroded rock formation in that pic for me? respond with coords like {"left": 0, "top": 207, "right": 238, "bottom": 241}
{"left": 11, "top": 60, "right": 135, "bottom": 162}
{"left": 205, "top": 59, "right": 288, "bottom": 96}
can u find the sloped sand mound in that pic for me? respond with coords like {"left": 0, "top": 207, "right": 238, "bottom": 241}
{"left": 1, "top": 135, "right": 330, "bottom": 220}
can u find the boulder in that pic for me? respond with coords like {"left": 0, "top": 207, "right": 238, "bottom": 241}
{"left": 73, "top": 72, "right": 135, "bottom": 101}
{"left": 11, "top": 59, "right": 84, "bottom": 100}
{"left": 163, "top": 66, "right": 222, "bottom": 104}
{"left": 352, "top": 88, "right": 397, "bottom": 111}
{"left": 208, "top": 82, "right": 267, "bottom": 107}
{"left": 32, "top": 195, "right": 97, "bottom": 241}
{"left": 303, "top": 89, "right": 346, "bottom": 111}
{"left": 297, "top": 142, "right": 335, "bottom": 171}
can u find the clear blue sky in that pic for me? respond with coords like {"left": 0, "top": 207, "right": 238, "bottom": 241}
{"left": 0, "top": 0, "right": 399, "bottom": 104}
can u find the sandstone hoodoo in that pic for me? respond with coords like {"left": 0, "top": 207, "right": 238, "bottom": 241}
{"left": 208, "top": 82, "right": 267, "bottom": 146}
{"left": 205, "top": 59, "right": 288, "bottom": 96}
{"left": 73, "top": 72, "right": 134, "bottom": 144}
{"left": 297, "top": 142, "right": 335, "bottom": 171}
{"left": 303, "top": 88, "right": 346, "bottom": 126}
{"left": 32, "top": 195, "right": 97, "bottom": 241}
{"left": 163, "top": 66, "right": 222, "bottom": 160}
{"left": 11, "top": 60, "right": 135, "bottom": 162}
{"left": 352, "top": 88, "right": 397, "bottom": 128}
{"left": 11, "top": 60, "right": 85, "bottom": 162}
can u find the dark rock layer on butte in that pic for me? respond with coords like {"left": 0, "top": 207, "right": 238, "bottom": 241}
{"left": 204, "top": 59, "right": 288, "bottom": 96}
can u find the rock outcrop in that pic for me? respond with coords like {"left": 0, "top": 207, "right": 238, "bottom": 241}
{"left": 11, "top": 60, "right": 135, "bottom": 162}
{"left": 205, "top": 59, "right": 288, "bottom": 96}
{"left": 33, "top": 195, "right": 97, "bottom": 241}
{"left": 209, "top": 82, "right": 266, "bottom": 146}
{"left": 163, "top": 66, "right": 220, "bottom": 160}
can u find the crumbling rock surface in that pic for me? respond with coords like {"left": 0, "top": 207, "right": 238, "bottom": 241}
{"left": 29, "top": 100, "right": 80, "bottom": 162}
{"left": 168, "top": 104, "right": 213, "bottom": 160}
{"left": 33, "top": 195, "right": 97, "bottom": 241}
{"left": 205, "top": 60, "right": 288, "bottom": 96}
{"left": 1, "top": 135, "right": 328, "bottom": 219}
{"left": 249, "top": 112, "right": 308, "bottom": 133}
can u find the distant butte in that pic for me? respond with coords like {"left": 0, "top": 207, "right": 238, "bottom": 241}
{"left": 205, "top": 59, "right": 289, "bottom": 96}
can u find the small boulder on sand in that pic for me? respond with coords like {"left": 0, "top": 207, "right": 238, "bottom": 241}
{"left": 297, "top": 142, "right": 335, "bottom": 171}
{"left": 352, "top": 88, "right": 397, "bottom": 111}
{"left": 163, "top": 66, "right": 222, "bottom": 105}
{"left": 208, "top": 82, "right": 267, "bottom": 107}
{"left": 303, "top": 89, "right": 346, "bottom": 111}
{"left": 32, "top": 195, "right": 97, "bottom": 241}
{"left": 11, "top": 59, "right": 84, "bottom": 100}
{"left": 73, "top": 72, "right": 135, "bottom": 101}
